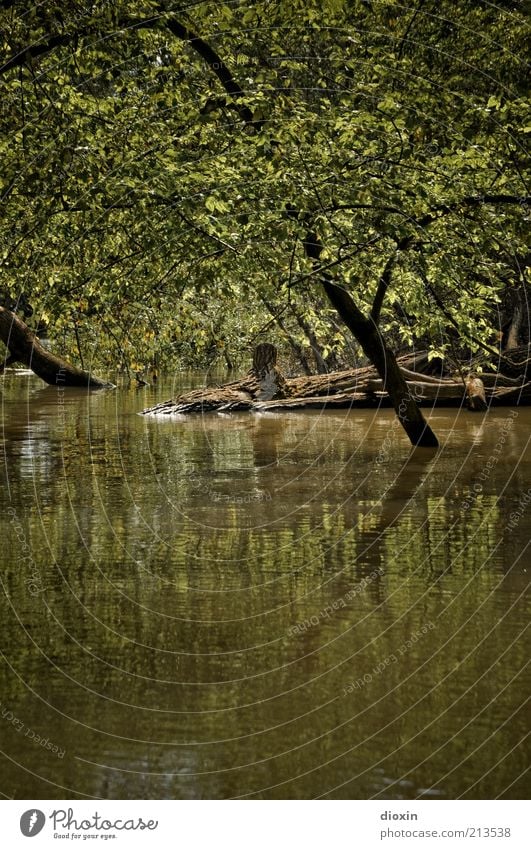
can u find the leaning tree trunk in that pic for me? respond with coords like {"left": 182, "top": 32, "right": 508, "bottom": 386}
{"left": 321, "top": 280, "right": 439, "bottom": 448}
{"left": 300, "top": 229, "right": 439, "bottom": 448}
{"left": 0, "top": 306, "right": 112, "bottom": 388}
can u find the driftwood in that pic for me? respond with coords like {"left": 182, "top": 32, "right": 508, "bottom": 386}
{"left": 0, "top": 306, "right": 113, "bottom": 388}
{"left": 142, "top": 345, "right": 531, "bottom": 416}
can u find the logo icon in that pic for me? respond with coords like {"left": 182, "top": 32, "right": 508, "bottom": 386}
{"left": 20, "top": 810, "right": 46, "bottom": 837}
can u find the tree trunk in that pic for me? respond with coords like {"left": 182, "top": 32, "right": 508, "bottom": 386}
{"left": 261, "top": 297, "right": 313, "bottom": 374}
{"left": 505, "top": 303, "right": 522, "bottom": 351}
{"left": 290, "top": 306, "right": 329, "bottom": 374}
{"left": 321, "top": 280, "right": 439, "bottom": 446}
{"left": 300, "top": 230, "right": 439, "bottom": 448}
{"left": 0, "top": 307, "right": 113, "bottom": 388}
{"left": 251, "top": 342, "right": 289, "bottom": 400}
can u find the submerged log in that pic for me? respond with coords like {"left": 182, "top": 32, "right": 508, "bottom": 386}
{"left": 145, "top": 387, "right": 254, "bottom": 415}
{"left": 0, "top": 307, "right": 113, "bottom": 388}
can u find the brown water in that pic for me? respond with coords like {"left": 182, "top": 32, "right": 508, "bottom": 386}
{"left": 0, "top": 373, "right": 529, "bottom": 800}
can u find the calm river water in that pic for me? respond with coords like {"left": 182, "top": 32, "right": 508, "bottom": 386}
{"left": 0, "top": 373, "right": 529, "bottom": 799}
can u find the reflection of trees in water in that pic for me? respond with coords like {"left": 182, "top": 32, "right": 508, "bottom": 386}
{"left": 3, "top": 394, "right": 528, "bottom": 601}
{"left": 1, "top": 393, "right": 530, "bottom": 800}
{"left": 249, "top": 413, "right": 286, "bottom": 468}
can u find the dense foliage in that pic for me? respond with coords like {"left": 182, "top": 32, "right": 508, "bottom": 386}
{"left": 1, "top": 1, "right": 529, "bottom": 376}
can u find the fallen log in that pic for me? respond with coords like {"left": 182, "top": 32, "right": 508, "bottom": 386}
{"left": 393, "top": 350, "right": 448, "bottom": 377}
{"left": 254, "top": 393, "right": 372, "bottom": 411}
{"left": 146, "top": 388, "right": 254, "bottom": 415}
{"left": 489, "top": 381, "right": 531, "bottom": 404}
{"left": 365, "top": 378, "right": 466, "bottom": 400}
{"left": 142, "top": 345, "right": 531, "bottom": 417}
{"left": 475, "top": 372, "right": 524, "bottom": 388}
{"left": 397, "top": 367, "right": 456, "bottom": 385}
{"left": 0, "top": 307, "right": 113, "bottom": 388}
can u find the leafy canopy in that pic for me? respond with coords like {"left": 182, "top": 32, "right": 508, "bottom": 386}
{"left": 1, "top": 1, "right": 529, "bottom": 372}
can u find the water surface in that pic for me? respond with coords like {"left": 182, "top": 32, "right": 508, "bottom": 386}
{"left": 0, "top": 373, "right": 529, "bottom": 799}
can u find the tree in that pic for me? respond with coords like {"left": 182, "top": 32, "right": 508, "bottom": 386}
{"left": 1, "top": 1, "right": 529, "bottom": 441}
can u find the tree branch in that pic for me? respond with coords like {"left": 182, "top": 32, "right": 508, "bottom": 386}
{"left": 164, "top": 19, "right": 255, "bottom": 126}
{"left": 370, "top": 235, "right": 416, "bottom": 323}
{"left": 0, "top": 33, "right": 72, "bottom": 75}
{"left": 370, "top": 251, "right": 398, "bottom": 324}
{"left": 416, "top": 193, "right": 531, "bottom": 228}
{"left": 1, "top": 8, "right": 259, "bottom": 128}
{"left": 397, "top": 0, "right": 428, "bottom": 60}
{"left": 327, "top": 194, "right": 531, "bottom": 233}
{"left": 421, "top": 270, "right": 500, "bottom": 359}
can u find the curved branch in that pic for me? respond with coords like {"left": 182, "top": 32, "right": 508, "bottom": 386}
{"left": 416, "top": 193, "right": 531, "bottom": 228}
{"left": 128, "top": 13, "right": 257, "bottom": 124}
{"left": 0, "top": 307, "right": 112, "bottom": 387}
{"left": 327, "top": 194, "right": 531, "bottom": 232}
{"left": 164, "top": 19, "right": 254, "bottom": 125}
{"left": 1, "top": 8, "right": 259, "bottom": 127}
{"left": 371, "top": 251, "right": 398, "bottom": 324}
{"left": 0, "top": 33, "right": 72, "bottom": 75}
